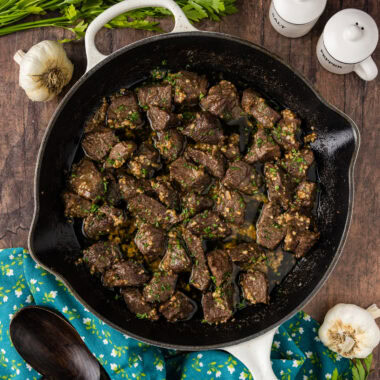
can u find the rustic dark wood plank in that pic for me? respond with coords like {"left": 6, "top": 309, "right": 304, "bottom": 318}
{"left": 0, "top": 0, "right": 379, "bottom": 370}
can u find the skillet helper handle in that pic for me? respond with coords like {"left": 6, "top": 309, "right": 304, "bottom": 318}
{"left": 85, "top": 0, "right": 198, "bottom": 72}
{"left": 223, "top": 329, "right": 278, "bottom": 380}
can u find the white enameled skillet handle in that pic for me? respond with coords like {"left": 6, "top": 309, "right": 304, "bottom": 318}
{"left": 223, "top": 329, "right": 278, "bottom": 380}
{"left": 354, "top": 56, "right": 378, "bottom": 81}
{"left": 85, "top": 0, "right": 198, "bottom": 72}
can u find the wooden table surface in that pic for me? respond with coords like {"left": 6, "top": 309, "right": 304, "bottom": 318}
{"left": 0, "top": 0, "right": 379, "bottom": 372}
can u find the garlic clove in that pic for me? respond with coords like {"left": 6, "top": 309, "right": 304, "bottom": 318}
{"left": 14, "top": 40, "right": 74, "bottom": 102}
{"left": 319, "top": 303, "right": 380, "bottom": 359}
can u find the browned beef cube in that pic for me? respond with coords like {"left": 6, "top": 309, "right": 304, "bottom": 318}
{"left": 121, "top": 288, "right": 159, "bottom": 320}
{"left": 83, "top": 241, "right": 121, "bottom": 275}
{"left": 214, "top": 186, "right": 245, "bottom": 225}
{"left": 272, "top": 109, "right": 301, "bottom": 151}
{"left": 168, "top": 71, "right": 208, "bottom": 106}
{"left": 240, "top": 271, "right": 269, "bottom": 304}
{"left": 137, "top": 84, "right": 172, "bottom": 110}
{"left": 159, "top": 237, "right": 191, "bottom": 273}
{"left": 292, "top": 181, "right": 317, "bottom": 210}
{"left": 207, "top": 249, "right": 233, "bottom": 286}
{"left": 256, "top": 202, "right": 286, "bottom": 249}
{"left": 281, "top": 148, "right": 314, "bottom": 179}
{"left": 83, "top": 205, "right": 125, "bottom": 239}
{"left": 128, "top": 194, "right": 179, "bottom": 230}
{"left": 200, "top": 80, "right": 243, "bottom": 121}
{"left": 70, "top": 159, "right": 104, "bottom": 201}
{"left": 129, "top": 142, "right": 161, "bottom": 179}
{"left": 181, "top": 111, "right": 224, "bottom": 145}
{"left": 105, "top": 141, "right": 136, "bottom": 169}
{"left": 81, "top": 129, "right": 119, "bottom": 162}
{"left": 244, "top": 127, "right": 281, "bottom": 164}
{"left": 182, "top": 230, "right": 211, "bottom": 292}
{"left": 169, "top": 157, "right": 211, "bottom": 194}
{"left": 84, "top": 98, "right": 108, "bottom": 133}
{"left": 202, "top": 283, "right": 234, "bottom": 324}
{"left": 102, "top": 260, "right": 149, "bottom": 287}
{"left": 62, "top": 192, "right": 91, "bottom": 218}
{"left": 118, "top": 175, "right": 151, "bottom": 201}
{"left": 186, "top": 144, "right": 226, "bottom": 179}
{"left": 242, "top": 89, "right": 280, "bottom": 128}
{"left": 226, "top": 242, "right": 266, "bottom": 265}
{"left": 107, "top": 92, "right": 143, "bottom": 129}
{"left": 155, "top": 129, "right": 184, "bottom": 163}
{"left": 147, "top": 106, "right": 179, "bottom": 131}
{"left": 150, "top": 177, "right": 179, "bottom": 209}
{"left": 222, "top": 161, "right": 263, "bottom": 195}
{"left": 159, "top": 291, "right": 196, "bottom": 322}
{"left": 104, "top": 174, "right": 122, "bottom": 206}
{"left": 143, "top": 271, "right": 178, "bottom": 303}
{"left": 187, "top": 211, "right": 231, "bottom": 239}
{"left": 220, "top": 133, "right": 241, "bottom": 161}
{"left": 264, "top": 163, "right": 293, "bottom": 210}
{"left": 134, "top": 224, "right": 166, "bottom": 262}
{"left": 181, "top": 193, "right": 214, "bottom": 219}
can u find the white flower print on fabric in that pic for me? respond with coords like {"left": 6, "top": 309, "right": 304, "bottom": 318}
{"left": 273, "top": 341, "right": 280, "bottom": 348}
{"left": 227, "top": 364, "right": 235, "bottom": 373}
{"left": 325, "top": 374, "right": 332, "bottom": 379}
{"left": 111, "top": 349, "right": 117, "bottom": 357}
{"left": 3, "top": 296, "right": 8, "bottom": 302}
{"left": 103, "top": 339, "right": 108, "bottom": 345}
{"left": 239, "top": 372, "right": 248, "bottom": 380}
{"left": 305, "top": 351, "right": 313, "bottom": 358}
{"left": 156, "top": 363, "right": 164, "bottom": 371}
{"left": 197, "top": 353, "right": 203, "bottom": 359}
{"left": 15, "top": 289, "right": 22, "bottom": 297}
{"left": 6, "top": 269, "right": 13, "bottom": 276}
{"left": 303, "top": 314, "right": 311, "bottom": 321}
{"left": 110, "top": 363, "right": 117, "bottom": 371}
{"left": 216, "top": 370, "right": 221, "bottom": 377}
{"left": 299, "top": 327, "right": 304, "bottom": 334}
{"left": 25, "top": 295, "right": 33, "bottom": 303}
{"left": 292, "top": 360, "right": 299, "bottom": 367}
{"left": 286, "top": 350, "right": 293, "bottom": 356}
{"left": 83, "top": 317, "right": 91, "bottom": 324}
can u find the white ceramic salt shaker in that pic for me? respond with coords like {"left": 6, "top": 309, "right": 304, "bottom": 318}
{"left": 317, "top": 9, "right": 378, "bottom": 81}
{"left": 269, "top": 0, "right": 327, "bottom": 38}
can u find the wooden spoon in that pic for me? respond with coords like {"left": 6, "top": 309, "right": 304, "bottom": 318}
{"left": 10, "top": 306, "right": 110, "bottom": 380}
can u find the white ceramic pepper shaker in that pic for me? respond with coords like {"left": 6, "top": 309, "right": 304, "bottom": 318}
{"left": 269, "top": 0, "right": 327, "bottom": 38}
{"left": 317, "top": 9, "right": 378, "bottom": 81}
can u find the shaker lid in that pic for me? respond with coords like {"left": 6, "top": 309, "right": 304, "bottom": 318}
{"left": 273, "top": 0, "right": 327, "bottom": 25}
{"left": 324, "top": 9, "right": 378, "bottom": 64}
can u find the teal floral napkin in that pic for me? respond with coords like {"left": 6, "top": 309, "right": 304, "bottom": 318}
{"left": 0, "top": 248, "right": 353, "bottom": 379}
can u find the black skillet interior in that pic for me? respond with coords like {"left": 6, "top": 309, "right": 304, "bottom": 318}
{"left": 29, "top": 33, "right": 359, "bottom": 350}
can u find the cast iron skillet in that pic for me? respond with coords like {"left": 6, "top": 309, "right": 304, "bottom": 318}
{"left": 28, "top": 0, "right": 360, "bottom": 378}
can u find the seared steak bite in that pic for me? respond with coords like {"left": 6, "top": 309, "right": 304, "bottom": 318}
{"left": 240, "top": 271, "right": 269, "bottom": 304}
{"left": 220, "top": 133, "right": 241, "bottom": 161}
{"left": 242, "top": 89, "right": 280, "bottom": 128}
{"left": 104, "top": 174, "right": 122, "bottom": 206}
{"left": 143, "top": 271, "right": 178, "bottom": 303}
{"left": 167, "top": 70, "right": 208, "bottom": 106}
{"left": 222, "top": 161, "right": 263, "bottom": 195}
{"left": 181, "top": 111, "right": 224, "bottom": 145}
{"left": 155, "top": 129, "right": 184, "bottom": 163}
{"left": 202, "top": 283, "right": 234, "bottom": 324}
{"left": 147, "top": 106, "right": 179, "bottom": 131}
{"left": 264, "top": 163, "right": 293, "bottom": 210}
{"left": 121, "top": 288, "right": 159, "bottom": 320}
{"left": 105, "top": 141, "right": 136, "bottom": 169}
{"left": 244, "top": 127, "right": 281, "bottom": 164}
{"left": 182, "top": 230, "right": 211, "bottom": 292}
{"left": 84, "top": 98, "right": 108, "bottom": 133}
{"left": 187, "top": 210, "right": 231, "bottom": 239}
{"left": 272, "top": 109, "right": 301, "bottom": 151}
{"left": 207, "top": 249, "right": 233, "bottom": 286}
{"left": 292, "top": 181, "right": 317, "bottom": 210}
{"left": 159, "top": 237, "right": 192, "bottom": 273}
{"left": 214, "top": 186, "right": 245, "bottom": 225}
{"left": 107, "top": 91, "right": 143, "bottom": 129}
{"left": 137, "top": 83, "right": 172, "bottom": 110}
{"left": 128, "top": 194, "right": 179, "bottom": 230}
{"left": 62, "top": 191, "right": 91, "bottom": 218}
{"left": 82, "top": 129, "right": 119, "bottom": 162}
{"left": 200, "top": 80, "right": 243, "bottom": 120}
{"left": 129, "top": 141, "right": 160, "bottom": 179}
{"left": 102, "top": 260, "right": 150, "bottom": 287}
{"left": 118, "top": 175, "right": 150, "bottom": 201}
{"left": 159, "top": 291, "right": 195, "bottom": 322}
{"left": 185, "top": 144, "right": 226, "bottom": 179}
{"left": 134, "top": 224, "right": 166, "bottom": 262}
{"left": 150, "top": 176, "right": 179, "bottom": 209}
{"left": 281, "top": 148, "right": 314, "bottom": 179}
{"left": 256, "top": 202, "right": 285, "bottom": 249}
{"left": 83, "top": 205, "right": 125, "bottom": 240}
{"left": 83, "top": 242, "right": 121, "bottom": 275}
{"left": 169, "top": 157, "right": 211, "bottom": 194}
{"left": 226, "top": 242, "right": 266, "bottom": 265}
{"left": 181, "top": 193, "right": 214, "bottom": 219}
{"left": 69, "top": 159, "right": 104, "bottom": 201}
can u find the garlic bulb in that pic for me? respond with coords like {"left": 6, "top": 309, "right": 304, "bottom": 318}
{"left": 14, "top": 40, "right": 74, "bottom": 102}
{"left": 319, "top": 303, "right": 380, "bottom": 359}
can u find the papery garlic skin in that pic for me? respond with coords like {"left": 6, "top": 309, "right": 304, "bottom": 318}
{"left": 14, "top": 41, "right": 74, "bottom": 102}
{"left": 319, "top": 303, "right": 380, "bottom": 359}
